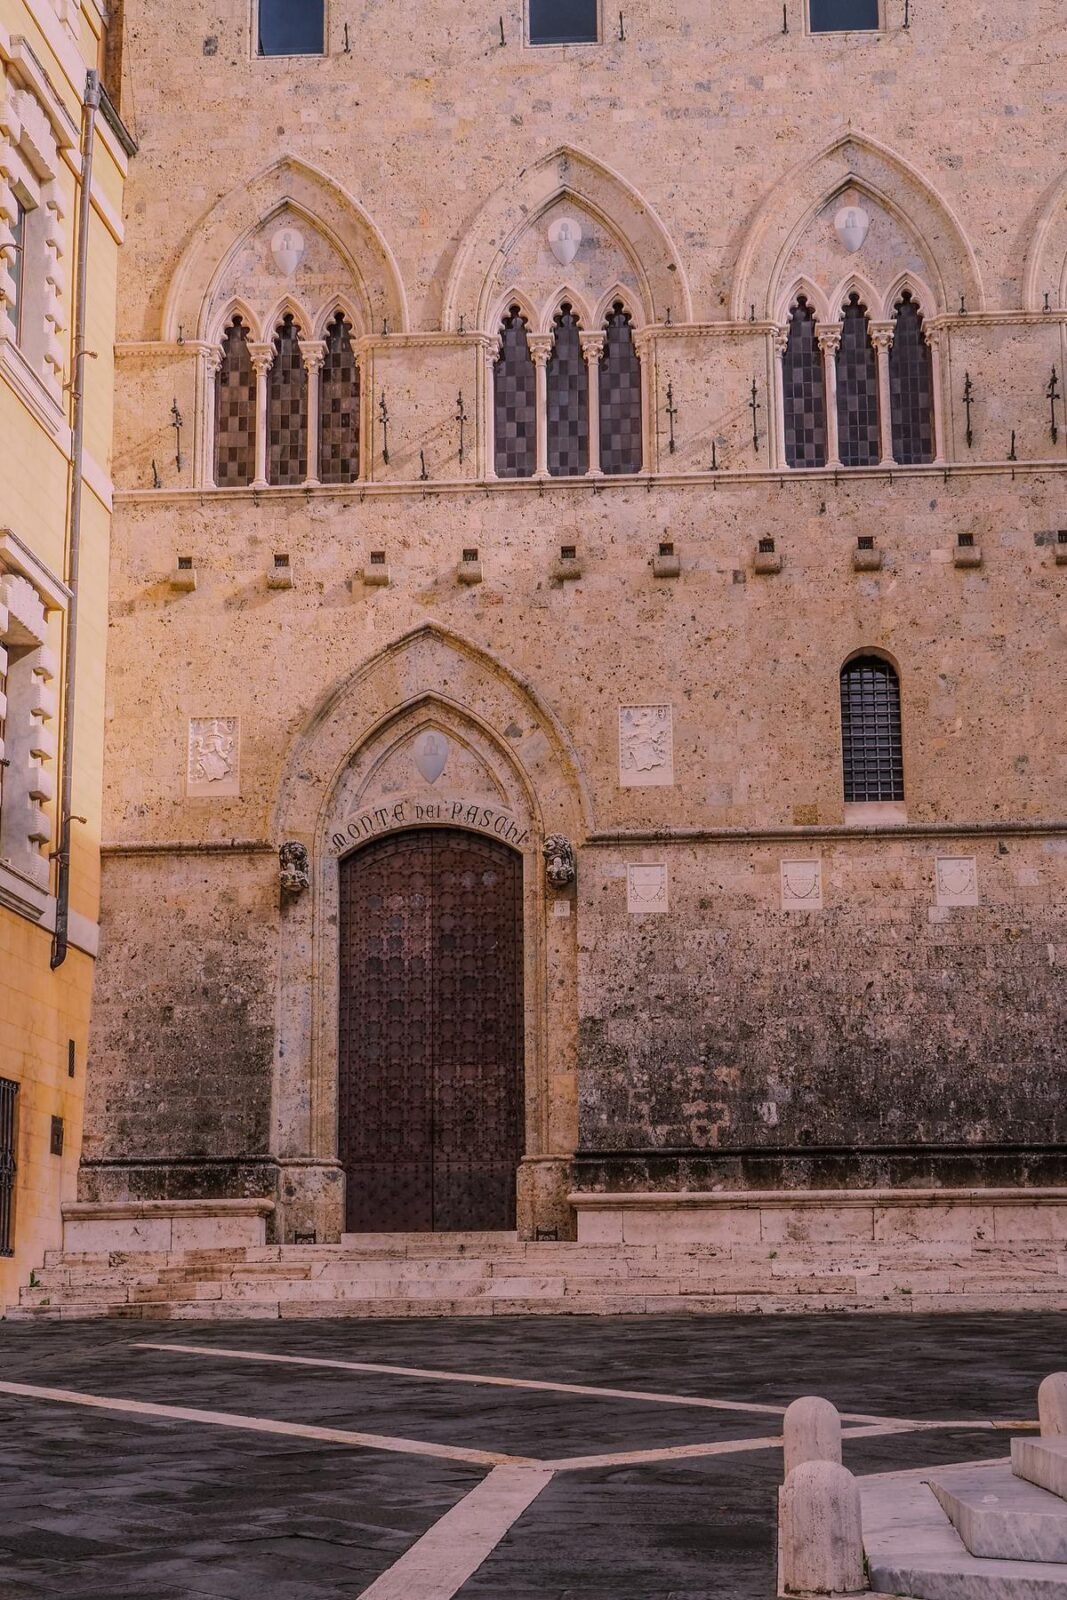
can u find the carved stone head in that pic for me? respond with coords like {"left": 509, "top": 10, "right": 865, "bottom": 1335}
{"left": 279, "top": 840, "right": 310, "bottom": 894}
{"left": 542, "top": 833, "right": 575, "bottom": 890}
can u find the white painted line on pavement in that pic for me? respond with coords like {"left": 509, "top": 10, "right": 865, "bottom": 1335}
{"left": 356, "top": 1465, "right": 554, "bottom": 1600}
{"left": 132, "top": 1340, "right": 914, "bottom": 1424}
{"left": 0, "top": 1379, "right": 533, "bottom": 1468}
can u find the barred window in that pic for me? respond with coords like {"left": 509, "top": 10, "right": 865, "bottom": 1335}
{"left": 599, "top": 302, "right": 641, "bottom": 475}
{"left": 530, "top": 0, "right": 598, "bottom": 43}
{"left": 840, "top": 655, "right": 904, "bottom": 803}
{"left": 782, "top": 296, "right": 827, "bottom": 469}
{"left": 268, "top": 314, "right": 307, "bottom": 486}
{"left": 547, "top": 302, "right": 588, "bottom": 477}
{"left": 494, "top": 305, "right": 536, "bottom": 479}
{"left": 214, "top": 317, "right": 256, "bottom": 488}
{"left": 889, "top": 292, "right": 933, "bottom": 466}
{"left": 319, "top": 311, "right": 359, "bottom": 484}
{"left": 836, "top": 294, "right": 881, "bottom": 468}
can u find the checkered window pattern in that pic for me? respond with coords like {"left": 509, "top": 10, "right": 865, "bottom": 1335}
{"left": 320, "top": 312, "right": 360, "bottom": 483}
{"left": 214, "top": 317, "right": 256, "bottom": 487}
{"left": 783, "top": 297, "right": 828, "bottom": 469}
{"left": 268, "top": 315, "right": 308, "bottom": 486}
{"left": 840, "top": 656, "right": 904, "bottom": 803}
{"left": 836, "top": 295, "right": 881, "bottom": 467}
{"left": 599, "top": 303, "right": 642, "bottom": 475}
{"left": 493, "top": 306, "right": 536, "bottom": 478}
{"left": 889, "top": 293, "right": 933, "bottom": 466}
{"left": 547, "top": 304, "right": 588, "bottom": 477}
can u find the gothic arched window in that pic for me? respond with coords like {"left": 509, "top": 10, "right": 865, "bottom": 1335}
{"left": 547, "top": 302, "right": 588, "bottom": 477}
{"left": 319, "top": 311, "right": 359, "bottom": 484}
{"left": 494, "top": 305, "right": 536, "bottom": 479}
{"left": 214, "top": 316, "right": 256, "bottom": 488}
{"left": 599, "top": 302, "right": 642, "bottom": 475}
{"left": 268, "top": 313, "right": 307, "bottom": 486}
{"left": 836, "top": 293, "right": 881, "bottom": 468}
{"left": 782, "top": 296, "right": 827, "bottom": 469}
{"left": 840, "top": 655, "right": 904, "bottom": 803}
{"left": 889, "top": 291, "right": 933, "bottom": 466}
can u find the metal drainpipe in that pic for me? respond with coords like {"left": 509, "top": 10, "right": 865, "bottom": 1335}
{"left": 51, "top": 69, "right": 100, "bottom": 970}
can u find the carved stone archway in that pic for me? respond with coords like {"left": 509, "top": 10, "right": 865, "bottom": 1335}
{"left": 271, "top": 625, "right": 588, "bottom": 1242}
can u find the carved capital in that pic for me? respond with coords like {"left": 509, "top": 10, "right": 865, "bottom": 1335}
{"left": 579, "top": 331, "right": 605, "bottom": 362}
{"left": 249, "top": 342, "right": 275, "bottom": 378}
{"left": 815, "top": 323, "right": 842, "bottom": 356}
{"left": 299, "top": 338, "right": 327, "bottom": 374}
{"left": 527, "top": 333, "right": 554, "bottom": 367}
{"left": 772, "top": 326, "right": 789, "bottom": 358}
{"left": 869, "top": 322, "right": 896, "bottom": 353}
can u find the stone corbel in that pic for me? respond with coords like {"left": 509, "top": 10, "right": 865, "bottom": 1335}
{"left": 543, "top": 834, "right": 576, "bottom": 891}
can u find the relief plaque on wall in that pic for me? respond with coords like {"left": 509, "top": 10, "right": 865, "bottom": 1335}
{"left": 780, "top": 858, "right": 824, "bottom": 911}
{"left": 187, "top": 717, "right": 240, "bottom": 797}
{"left": 935, "top": 856, "right": 979, "bottom": 907}
{"left": 618, "top": 704, "right": 674, "bottom": 787}
{"left": 626, "top": 862, "right": 669, "bottom": 914}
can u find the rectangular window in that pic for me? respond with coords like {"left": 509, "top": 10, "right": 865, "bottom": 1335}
{"left": 529, "top": 0, "right": 598, "bottom": 45}
{"left": 0, "top": 1077, "right": 18, "bottom": 1257}
{"left": 257, "top": 0, "right": 324, "bottom": 56}
{"left": 809, "top": 0, "right": 879, "bottom": 30}
{"left": 7, "top": 200, "right": 26, "bottom": 340}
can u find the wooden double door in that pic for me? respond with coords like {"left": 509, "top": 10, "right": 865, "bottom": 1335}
{"left": 338, "top": 828, "right": 525, "bottom": 1232}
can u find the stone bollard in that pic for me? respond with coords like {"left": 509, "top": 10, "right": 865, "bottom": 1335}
{"left": 779, "top": 1460, "right": 865, "bottom": 1596}
{"left": 1038, "top": 1372, "right": 1067, "bottom": 1435}
{"left": 784, "top": 1395, "right": 843, "bottom": 1478}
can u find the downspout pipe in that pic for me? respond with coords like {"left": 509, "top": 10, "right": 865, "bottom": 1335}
{"left": 51, "top": 69, "right": 100, "bottom": 970}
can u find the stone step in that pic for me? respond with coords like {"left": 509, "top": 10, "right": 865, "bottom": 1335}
{"left": 930, "top": 1464, "right": 1067, "bottom": 1562}
{"left": 1014, "top": 1439, "right": 1067, "bottom": 1503}
{"left": 861, "top": 1474, "right": 1067, "bottom": 1600}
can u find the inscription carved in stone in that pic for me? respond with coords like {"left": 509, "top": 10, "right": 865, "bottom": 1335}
{"left": 626, "top": 862, "right": 668, "bottom": 913}
{"left": 187, "top": 717, "right": 239, "bottom": 796}
{"left": 619, "top": 704, "right": 673, "bottom": 787}
{"left": 781, "top": 859, "right": 823, "bottom": 911}
{"left": 935, "top": 856, "right": 979, "bottom": 907}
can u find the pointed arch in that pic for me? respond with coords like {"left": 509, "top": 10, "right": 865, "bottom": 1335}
{"left": 262, "top": 294, "right": 313, "bottom": 340}
{"left": 489, "top": 286, "right": 540, "bottom": 336}
{"left": 880, "top": 270, "right": 936, "bottom": 323}
{"left": 160, "top": 156, "right": 408, "bottom": 343}
{"left": 828, "top": 270, "right": 883, "bottom": 320}
{"left": 592, "top": 282, "right": 645, "bottom": 331}
{"left": 274, "top": 621, "right": 592, "bottom": 841}
{"left": 1022, "top": 169, "right": 1067, "bottom": 312}
{"left": 207, "top": 296, "right": 263, "bottom": 346}
{"left": 441, "top": 145, "right": 692, "bottom": 333}
{"left": 731, "top": 131, "right": 983, "bottom": 322}
{"left": 539, "top": 284, "right": 594, "bottom": 334}
{"left": 313, "top": 293, "right": 364, "bottom": 340}
{"left": 776, "top": 276, "right": 832, "bottom": 327}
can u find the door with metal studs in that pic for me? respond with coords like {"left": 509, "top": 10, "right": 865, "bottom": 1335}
{"left": 338, "top": 828, "right": 525, "bottom": 1232}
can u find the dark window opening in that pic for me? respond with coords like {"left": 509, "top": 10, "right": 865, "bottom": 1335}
{"left": 599, "top": 302, "right": 642, "bottom": 475}
{"left": 319, "top": 311, "right": 359, "bottom": 484}
{"left": 258, "top": 0, "right": 324, "bottom": 55}
{"left": 840, "top": 656, "right": 904, "bottom": 803}
{"left": 8, "top": 199, "right": 26, "bottom": 341}
{"left": 837, "top": 293, "right": 881, "bottom": 468}
{"left": 809, "top": 0, "right": 879, "bottom": 30}
{"left": 529, "top": 0, "right": 598, "bottom": 44}
{"left": 0, "top": 1078, "right": 16, "bottom": 1254}
{"left": 782, "top": 296, "right": 827, "bottom": 469}
{"left": 494, "top": 306, "right": 536, "bottom": 479}
{"left": 268, "top": 314, "right": 308, "bottom": 486}
{"left": 889, "top": 292, "right": 933, "bottom": 465}
{"left": 214, "top": 317, "right": 256, "bottom": 488}
{"left": 547, "top": 303, "right": 588, "bottom": 477}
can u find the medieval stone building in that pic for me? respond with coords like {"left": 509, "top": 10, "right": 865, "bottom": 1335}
{"left": 54, "top": 0, "right": 1067, "bottom": 1289}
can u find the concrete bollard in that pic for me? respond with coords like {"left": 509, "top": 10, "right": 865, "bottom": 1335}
{"left": 779, "top": 1459, "right": 865, "bottom": 1596}
{"left": 784, "top": 1395, "right": 843, "bottom": 1478}
{"left": 1038, "top": 1372, "right": 1067, "bottom": 1436}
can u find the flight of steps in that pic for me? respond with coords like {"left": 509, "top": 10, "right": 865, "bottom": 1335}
{"left": 8, "top": 1229, "right": 1067, "bottom": 1320}
{"left": 862, "top": 1438, "right": 1067, "bottom": 1599}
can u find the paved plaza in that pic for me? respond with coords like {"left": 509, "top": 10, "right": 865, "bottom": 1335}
{"left": 0, "top": 1313, "right": 1059, "bottom": 1598}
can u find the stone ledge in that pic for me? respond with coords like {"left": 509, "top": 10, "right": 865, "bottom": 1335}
{"left": 61, "top": 1199, "right": 275, "bottom": 1254}
{"left": 568, "top": 1188, "right": 1067, "bottom": 1210}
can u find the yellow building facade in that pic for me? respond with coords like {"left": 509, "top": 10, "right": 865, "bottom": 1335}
{"left": 0, "top": 0, "right": 130, "bottom": 1308}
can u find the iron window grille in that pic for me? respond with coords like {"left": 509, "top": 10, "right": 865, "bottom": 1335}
{"left": 840, "top": 655, "right": 904, "bottom": 802}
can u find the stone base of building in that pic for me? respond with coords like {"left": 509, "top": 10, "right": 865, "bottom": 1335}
{"left": 61, "top": 1199, "right": 275, "bottom": 1254}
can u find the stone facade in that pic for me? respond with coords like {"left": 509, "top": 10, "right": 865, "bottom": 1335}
{"left": 80, "top": 0, "right": 1067, "bottom": 1247}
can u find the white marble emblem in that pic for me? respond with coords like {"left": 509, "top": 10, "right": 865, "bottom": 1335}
{"left": 935, "top": 856, "right": 979, "bottom": 907}
{"left": 187, "top": 717, "right": 239, "bottom": 796}
{"left": 548, "top": 216, "right": 582, "bottom": 266}
{"left": 619, "top": 704, "right": 674, "bottom": 787}
{"left": 413, "top": 730, "right": 449, "bottom": 785}
{"left": 627, "top": 862, "right": 669, "bottom": 914}
{"left": 780, "top": 859, "right": 823, "bottom": 911}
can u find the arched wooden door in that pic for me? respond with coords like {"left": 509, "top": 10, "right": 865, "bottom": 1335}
{"left": 338, "top": 828, "right": 525, "bottom": 1232}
